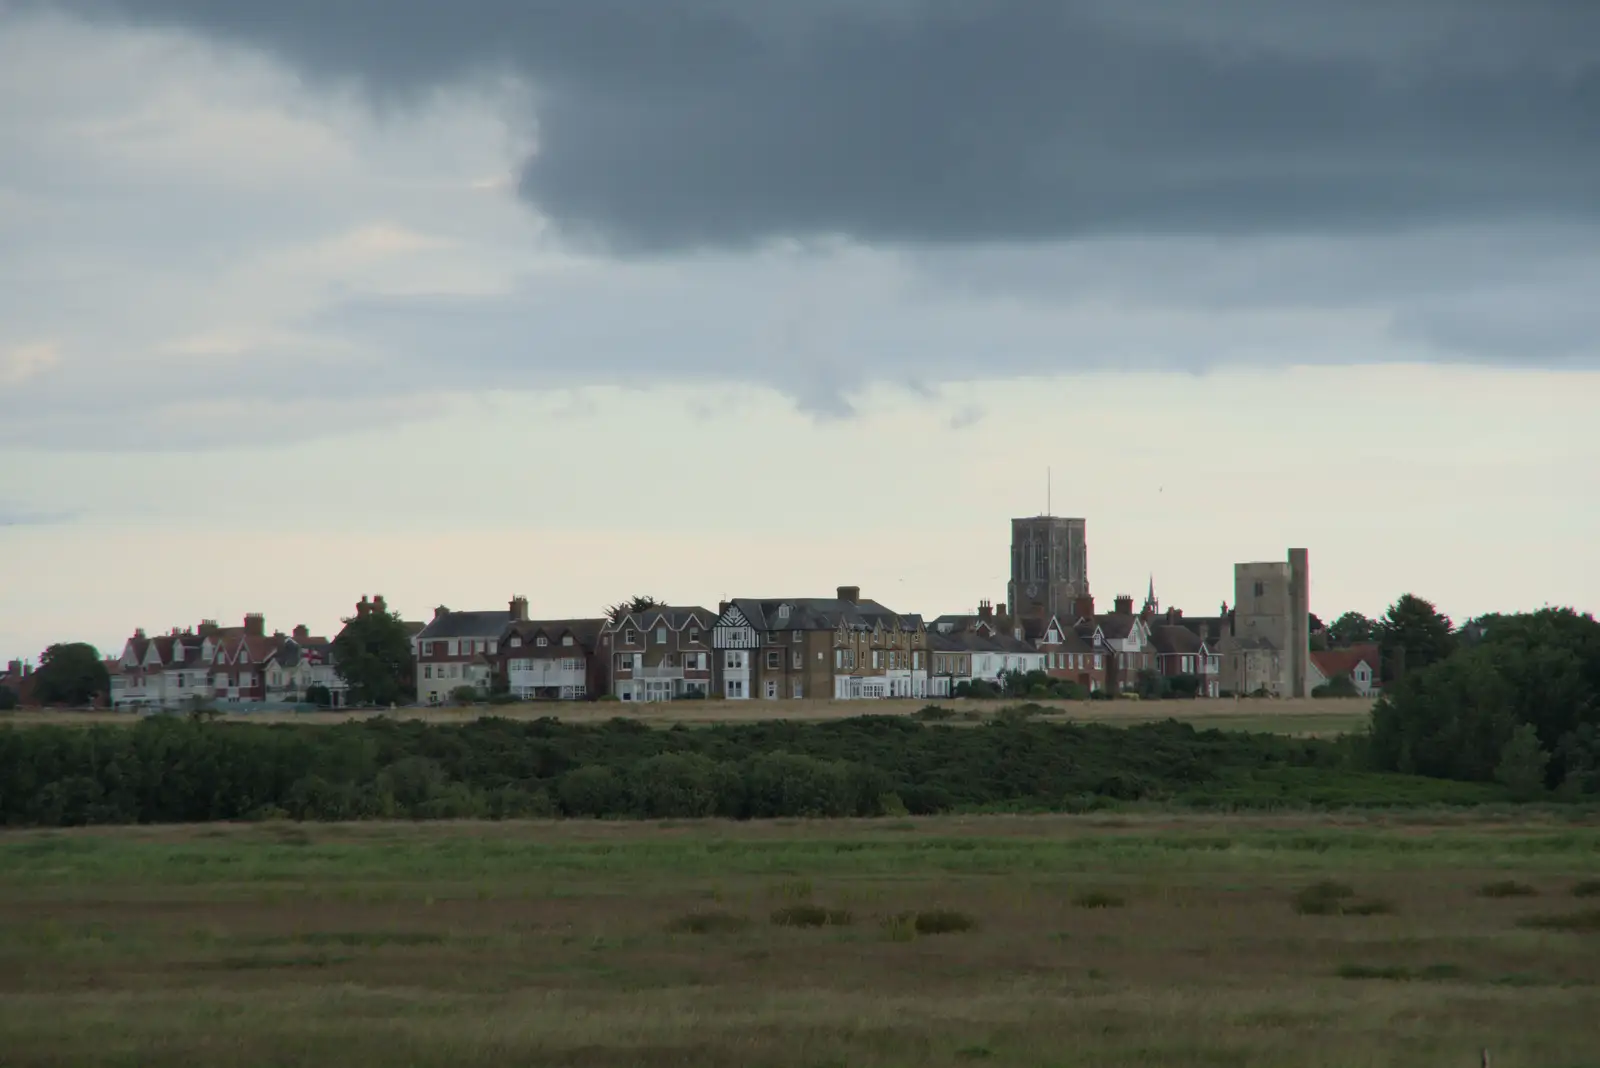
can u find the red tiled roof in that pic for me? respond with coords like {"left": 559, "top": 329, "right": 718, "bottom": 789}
{"left": 1311, "top": 644, "right": 1380, "bottom": 680}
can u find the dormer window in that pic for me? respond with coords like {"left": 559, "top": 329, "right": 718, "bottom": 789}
{"left": 655, "top": 627, "right": 667, "bottom": 644}
{"left": 536, "top": 636, "right": 548, "bottom": 647}
{"left": 776, "top": 604, "right": 790, "bottom": 620}
{"left": 562, "top": 635, "right": 574, "bottom": 647}
{"left": 510, "top": 636, "right": 522, "bottom": 648}
{"left": 688, "top": 627, "right": 700, "bottom": 643}
{"left": 624, "top": 629, "right": 636, "bottom": 645}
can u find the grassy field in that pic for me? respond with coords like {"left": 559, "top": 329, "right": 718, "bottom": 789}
{"left": 1, "top": 695, "right": 1373, "bottom": 736}
{"left": 3, "top": 813, "right": 1599, "bottom": 1067}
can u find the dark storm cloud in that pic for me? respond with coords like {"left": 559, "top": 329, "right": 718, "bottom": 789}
{"left": 41, "top": 0, "right": 1600, "bottom": 252}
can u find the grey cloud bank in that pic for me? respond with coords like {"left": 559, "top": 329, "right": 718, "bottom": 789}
{"left": 47, "top": 0, "right": 1600, "bottom": 251}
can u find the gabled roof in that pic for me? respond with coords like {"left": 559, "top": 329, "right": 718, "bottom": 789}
{"left": 415, "top": 610, "right": 514, "bottom": 641}
{"left": 606, "top": 606, "right": 714, "bottom": 634}
{"left": 1095, "top": 613, "right": 1146, "bottom": 641}
{"left": 1311, "top": 644, "right": 1381, "bottom": 680}
{"left": 722, "top": 597, "right": 923, "bottom": 633}
{"left": 1149, "top": 625, "right": 1205, "bottom": 655}
{"left": 504, "top": 618, "right": 607, "bottom": 652}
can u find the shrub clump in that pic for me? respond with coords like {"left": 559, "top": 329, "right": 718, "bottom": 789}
{"left": 1293, "top": 880, "right": 1394, "bottom": 917}
{"left": 913, "top": 909, "right": 977, "bottom": 935}
{"left": 1479, "top": 880, "right": 1539, "bottom": 899}
{"left": 1571, "top": 880, "right": 1600, "bottom": 899}
{"left": 1073, "top": 890, "right": 1127, "bottom": 909}
{"left": 666, "top": 911, "right": 750, "bottom": 935}
{"left": 770, "top": 904, "right": 852, "bottom": 928}
{"left": 1517, "top": 909, "right": 1600, "bottom": 933}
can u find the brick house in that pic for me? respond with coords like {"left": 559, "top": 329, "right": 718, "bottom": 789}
{"left": 1148, "top": 624, "right": 1222, "bottom": 697}
{"left": 499, "top": 616, "right": 607, "bottom": 701}
{"left": 601, "top": 606, "right": 714, "bottom": 702}
{"left": 712, "top": 587, "right": 929, "bottom": 701}
{"left": 112, "top": 615, "right": 265, "bottom": 709}
{"left": 1025, "top": 615, "right": 1109, "bottom": 692}
{"left": 414, "top": 598, "right": 517, "bottom": 705}
{"left": 1082, "top": 596, "right": 1155, "bottom": 693}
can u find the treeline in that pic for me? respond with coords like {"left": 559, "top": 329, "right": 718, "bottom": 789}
{"left": 1370, "top": 607, "right": 1600, "bottom": 796}
{"left": 0, "top": 710, "right": 1499, "bottom": 827}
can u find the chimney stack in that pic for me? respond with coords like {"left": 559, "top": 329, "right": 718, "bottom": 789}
{"left": 1114, "top": 595, "right": 1134, "bottom": 615}
{"left": 434, "top": 605, "right": 449, "bottom": 621}
{"left": 837, "top": 585, "right": 860, "bottom": 604}
{"left": 293, "top": 624, "right": 310, "bottom": 641}
{"left": 977, "top": 599, "right": 993, "bottom": 621}
{"left": 5, "top": 660, "right": 19, "bottom": 675}
{"left": 22, "top": 663, "right": 31, "bottom": 677}
{"left": 718, "top": 600, "right": 730, "bottom": 616}
{"left": 373, "top": 595, "right": 387, "bottom": 615}
{"left": 244, "top": 613, "right": 265, "bottom": 638}
{"left": 355, "top": 595, "right": 370, "bottom": 618}
{"left": 509, "top": 596, "right": 529, "bottom": 622}
{"left": 134, "top": 628, "right": 146, "bottom": 640}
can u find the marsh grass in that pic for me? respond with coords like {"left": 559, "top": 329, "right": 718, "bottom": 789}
{"left": 1572, "top": 879, "right": 1600, "bottom": 898}
{"left": 1479, "top": 879, "right": 1539, "bottom": 898}
{"left": 2, "top": 814, "right": 1598, "bottom": 1067}
{"left": 1292, "top": 880, "right": 1394, "bottom": 916}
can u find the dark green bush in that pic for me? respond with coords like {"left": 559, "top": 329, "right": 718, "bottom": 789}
{"left": 667, "top": 911, "right": 750, "bottom": 935}
{"left": 1479, "top": 880, "right": 1538, "bottom": 898}
{"left": 913, "top": 909, "right": 976, "bottom": 934}
{"left": 558, "top": 766, "right": 627, "bottom": 817}
{"left": 771, "top": 904, "right": 852, "bottom": 927}
{"left": 1073, "top": 890, "right": 1127, "bottom": 909}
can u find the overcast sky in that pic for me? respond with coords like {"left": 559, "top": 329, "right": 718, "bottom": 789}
{"left": 2, "top": 1, "right": 1597, "bottom": 662}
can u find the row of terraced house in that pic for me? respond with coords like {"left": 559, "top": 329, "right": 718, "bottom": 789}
{"left": 109, "top": 583, "right": 1268, "bottom": 710}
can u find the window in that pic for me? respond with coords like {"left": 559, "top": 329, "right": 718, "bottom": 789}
{"left": 488, "top": 641, "right": 497, "bottom": 655}
{"left": 727, "top": 680, "right": 744, "bottom": 698}
{"left": 449, "top": 664, "right": 460, "bottom": 678}
{"left": 769, "top": 631, "right": 781, "bottom": 644}
{"left": 509, "top": 636, "right": 522, "bottom": 648}
{"left": 536, "top": 635, "right": 548, "bottom": 647}
{"left": 792, "top": 679, "right": 803, "bottom": 699}
{"left": 872, "top": 651, "right": 882, "bottom": 669}
{"left": 655, "top": 627, "right": 667, "bottom": 645}
{"left": 766, "top": 651, "right": 780, "bottom": 669}
{"left": 1254, "top": 581, "right": 1265, "bottom": 598}
{"left": 913, "top": 652, "right": 922, "bottom": 670}
{"left": 1095, "top": 655, "right": 1103, "bottom": 670}
{"left": 792, "top": 630, "right": 802, "bottom": 643}
{"left": 792, "top": 651, "right": 802, "bottom": 669}
{"left": 765, "top": 679, "right": 777, "bottom": 699}
{"left": 624, "top": 629, "right": 636, "bottom": 645}
{"left": 835, "top": 649, "right": 843, "bottom": 668}
{"left": 725, "top": 651, "right": 745, "bottom": 669}
{"left": 616, "top": 654, "right": 631, "bottom": 672}
{"left": 688, "top": 627, "right": 700, "bottom": 643}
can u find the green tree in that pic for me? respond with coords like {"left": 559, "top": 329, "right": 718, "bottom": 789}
{"left": 606, "top": 595, "right": 662, "bottom": 622}
{"left": 331, "top": 609, "right": 415, "bottom": 706}
{"left": 0, "top": 686, "right": 17, "bottom": 711}
{"left": 1328, "top": 611, "right": 1378, "bottom": 647}
{"left": 1312, "top": 673, "right": 1360, "bottom": 698}
{"left": 31, "top": 643, "right": 109, "bottom": 706}
{"left": 1495, "top": 723, "right": 1550, "bottom": 799}
{"left": 1378, "top": 595, "right": 1456, "bottom": 681}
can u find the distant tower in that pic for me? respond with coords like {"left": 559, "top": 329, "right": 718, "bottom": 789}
{"left": 1232, "top": 547, "right": 1311, "bottom": 697}
{"left": 1008, "top": 516, "right": 1089, "bottom": 624}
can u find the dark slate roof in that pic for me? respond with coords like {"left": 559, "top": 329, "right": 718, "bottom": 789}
{"left": 1095, "top": 614, "right": 1143, "bottom": 640}
{"left": 504, "top": 618, "right": 607, "bottom": 652}
{"left": 727, "top": 597, "right": 922, "bottom": 633}
{"left": 612, "top": 606, "right": 716, "bottom": 632}
{"left": 415, "top": 609, "right": 514, "bottom": 641}
{"left": 1149, "top": 625, "right": 1205, "bottom": 655}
